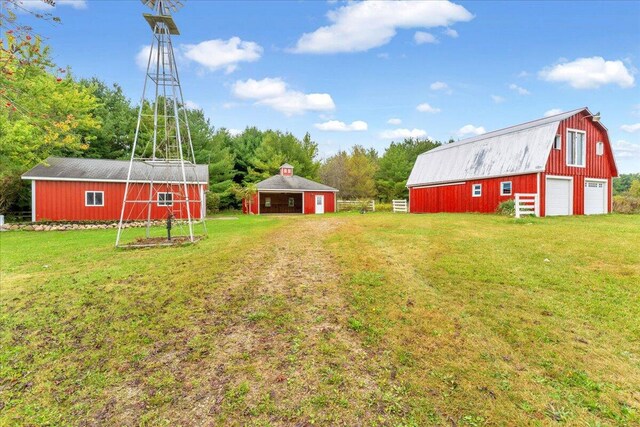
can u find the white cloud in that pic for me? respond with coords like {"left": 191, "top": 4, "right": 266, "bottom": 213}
{"left": 612, "top": 140, "right": 640, "bottom": 159}
{"left": 544, "top": 108, "right": 564, "bottom": 117}
{"left": 416, "top": 103, "right": 441, "bottom": 113}
{"left": 315, "top": 120, "right": 368, "bottom": 132}
{"left": 19, "top": 0, "right": 86, "bottom": 10}
{"left": 387, "top": 118, "right": 402, "bottom": 125}
{"left": 632, "top": 104, "right": 640, "bottom": 117}
{"left": 182, "top": 37, "right": 262, "bottom": 74}
{"left": 621, "top": 123, "right": 640, "bottom": 133}
{"left": 414, "top": 31, "right": 438, "bottom": 44}
{"left": 517, "top": 71, "right": 530, "bottom": 78}
{"left": 509, "top": 83, "right": 530, "bottom": 95}
{"left": 491, "top": 95, "right": 505, "bottom": 104}
{"left": 135, "top": 45, "right": 153, "bottom": 70}
{"left": 184, "top": 100, "right": 200, "bottom": 110}
{"left": 227, "top": 128, "right": 243, "bottom": 137}
{"left": 430, "top": 81, "right": 449, "bottom": 91}
{"left": 539, "top": 57, "right": 635, "bottom": 89}
{"left": 380, "top": 128, "right": 428, "bottom": 140}
{"left": 457, "top": 124, "right": 486, "bottom": 136}
{"left": 377, "top": 53, "right": 390, "bottom": 60}
{"left": 291, "top": 1, "right": 473, "bottom": 54}
{"left": 444, "top": 28, "right": 458, "bottom": 38}
{"left": 232, "top": 77, "right": 335, "bottom": 116}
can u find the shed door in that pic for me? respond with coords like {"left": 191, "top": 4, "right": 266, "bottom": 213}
{"left": 584, "top": 180, "right": 606, "bottom": 215}
{"left": 315, "top": 195, "right": 324, "bottom": 214}
{"left": 546, "top": 178, "right": 572, "bottom": 216}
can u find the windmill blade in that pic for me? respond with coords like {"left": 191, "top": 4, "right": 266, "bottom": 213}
{"left": 141, "top": 0, "right": 184, "bottom": 14}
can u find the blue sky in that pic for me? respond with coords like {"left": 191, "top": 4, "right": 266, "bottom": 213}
{"left": 15, "top": 0, "right": 640, "bottom": 172}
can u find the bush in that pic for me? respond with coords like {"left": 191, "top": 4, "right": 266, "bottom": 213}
{"left": 206, "top": 192, "right": 221, "bottom": 214}
{"left": 613, "top": 195, "right": 640, "bottom": 214}
{"left": 496, "top": 199, "right": 515, "bottom": 216}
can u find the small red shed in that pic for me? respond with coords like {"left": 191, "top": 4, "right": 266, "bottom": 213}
{"left": 407, "top": 107, "right": 618, "bottom": 216}
{"left": 21, "top": 157, "right": 208, "bottom": 222}
{"left": 243, "top": 164, "right": 338, "bottom": 214}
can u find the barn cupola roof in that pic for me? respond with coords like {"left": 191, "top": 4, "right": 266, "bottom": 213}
{"left": 280, "top": 163, "right": 294, "bottom": 177}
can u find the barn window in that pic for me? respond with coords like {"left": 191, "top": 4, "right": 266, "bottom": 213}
{"left": 566, "top": 129, "right": 586, "bottom": 167}
{"left": 157, "top": 192, "right": 173, "bottom": 206}
{"left": 288, "top": 197, "right": 295, "bottom": 207}
{"left": 500, "top": 181, "right": 512, "bottom": 196}
{"left": 553, "top": 134, "right": 561, "bottom": 150}
{"left": 265, "top": 197, "right": 271, "bottom": 207}
{"left": 472, "top": 184, "right": 482, "bottom": 197}
{"left": 85, "top": 191, "right": 104, "bottom": 207}
{"left": 596, "top": 141, "right": 604, "bottom": 156}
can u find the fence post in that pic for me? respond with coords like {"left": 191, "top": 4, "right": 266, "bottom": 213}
{"left": 371, "top": 200, "right": 375, "bottom": 212}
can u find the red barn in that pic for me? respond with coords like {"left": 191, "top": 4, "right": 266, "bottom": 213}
{"left": 243, "top": 164, "right": 338, "bottom": 214}
{"left": 407, "top": 108, "right": 618, "bottom": 216}
{"left": 21, "top": 157, "right": 208, "bottom": 222}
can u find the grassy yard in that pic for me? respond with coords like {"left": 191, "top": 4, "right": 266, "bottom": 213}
{"left": 1, "top": 213, "right": 639, "bottom": 426}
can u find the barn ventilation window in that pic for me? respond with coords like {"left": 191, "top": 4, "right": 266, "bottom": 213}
{"left": 500, "top": 181, "right": 512, "bottom": 196}
{"left": 85, "top": 191, "right": 104, "bottom": 207}
{"left": 157, "top": 192, "right": 173, "bottom": 206}
{"left": 566, "top": 129, "right": 586, "bottom": 167}
{"left": 265, "top": 197, "right": 271, "bottom": 208}
{"left": 553, "top": 135, "right": 561, "bottom": 150}
{"left": 472, "top": 184, "right": 482, "bottom": 197}
{"left": 596, "top": 141, "right": 604, "bottom": 156}
{"left": 288, "top": 197, "right": 295, "bottom": 207}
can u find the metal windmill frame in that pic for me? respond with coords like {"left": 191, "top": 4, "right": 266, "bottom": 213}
{"left": 116, "top": 0, "right": 205, "bottom": 247}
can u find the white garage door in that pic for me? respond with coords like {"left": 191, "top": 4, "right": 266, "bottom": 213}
{"left": 584, "top": 180, "right": 607, "bottom": 215}
{"left": 546, "top": 178, "right": 572, "bottom": 216}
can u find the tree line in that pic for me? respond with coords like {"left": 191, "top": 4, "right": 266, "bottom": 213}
{"left": 1, "top": 24, "right": 443, "bottom": 214}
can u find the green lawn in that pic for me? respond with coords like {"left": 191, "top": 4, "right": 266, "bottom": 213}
{"left": 1, "top": 213, "right": 639, "bottom": 425}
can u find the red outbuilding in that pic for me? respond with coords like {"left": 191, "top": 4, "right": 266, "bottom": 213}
{"left": 243, "top": 164, "right": 338, "bottom": 214}
{"left": 407, "top": 107, "right": 618, "bottom": 216}
{"left": 21, "top": 157, "right": 208, "bottom": 222}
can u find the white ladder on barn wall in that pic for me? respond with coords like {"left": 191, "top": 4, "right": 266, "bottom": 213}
{"left": 515, "top": 193, "right": 539, "bottom": 218}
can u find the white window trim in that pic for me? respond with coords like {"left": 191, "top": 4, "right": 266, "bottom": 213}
{"left": 85, "top": 191, "right": 104, "bottom": 207}
{"left": 566, "top": 128, "right": 586, "bottom": 168}
{"left": 553, "top": 134, "right": 561, "bottom": 150}
{"left": 596, "top": 141, "right": 604, "bottom": 156}
{"left": 472, "top": 184, "right": 482, "bottom": 197}
{"left": 157, "top": 192, "right": 173, "bottom": 207}
{"left": 500, "top": 181, "right": 512, "bottom": 196}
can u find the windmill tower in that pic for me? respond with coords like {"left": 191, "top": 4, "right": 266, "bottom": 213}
{"left": 116, "top": 0, "right": 206, "bottom": 247}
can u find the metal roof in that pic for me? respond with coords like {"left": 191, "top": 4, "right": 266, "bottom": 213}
{"left": 407, "top": 108, "right": 590, "bottom": 187}
{"left": 280, "top": 163, "right": 294, "bottom": 169}
{"left": 22, "top": 157, "right": 209, "bottom": 184}
{"left": 256, "top": 174, "right": 338, "bottom": 192}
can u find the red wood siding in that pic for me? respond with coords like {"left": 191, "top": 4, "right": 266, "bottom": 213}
{"left": 303, "top": 192, "right": 336, "bottom": 214}
{"left": 244, "top": 192, "right": 336, "bottom": 214}
{"left": 34, "top": 180, "right": 204, "bottom": 222}
{"left": 543, "top": 112, "right": 616, "bottom": 215}
{"left": 410, "top": 174, "right": 538, "bottom": 214}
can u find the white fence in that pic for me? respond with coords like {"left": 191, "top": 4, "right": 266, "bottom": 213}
{"left": 515, "top": 193, "right": 539, "bottom": 218}
{"left": 392, "top": 199, "right": 408, "bottom": 213}
{"left": 337, "top": 200, "right": 375, "bottom": 212}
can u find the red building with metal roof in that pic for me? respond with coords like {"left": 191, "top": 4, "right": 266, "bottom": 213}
{"left": 21, "top": 157, "right": 208, "bottom": 222}
{"left": 243, "top": 164, "right": 338, "bottom": 214}
{"left": 407, "top": 108, "right": 618, "bottom": 216}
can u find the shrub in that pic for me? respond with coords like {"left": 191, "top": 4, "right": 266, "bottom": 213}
{"left": 206, "top": 192, "right": 221, "bottom": 214}
{"left": 613, "top": 195, "right": 640, "bottom": 214}
{"left": 496, "top": 199, "right": 515, "bottom": 216}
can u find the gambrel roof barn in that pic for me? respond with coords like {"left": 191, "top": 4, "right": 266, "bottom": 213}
{"left": 407, "top": 108, "right": 618, "bottom": 216}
